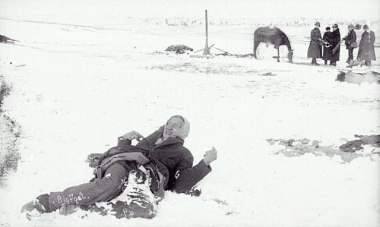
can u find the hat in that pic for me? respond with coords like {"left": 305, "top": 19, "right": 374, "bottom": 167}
{"left": 315, "top": 22, "right": 320, "bottom": 26}
{"left": 348, "top": 24, "right": 354, "bottom": 29}
{"left": 326, "top": 27, "right": 331, "bottom": 31}
{"left": 332, "top": 24, "right": 338, "bottom": 28}
{"left": 363, "top": 24, "right": 369, "bottom": 29}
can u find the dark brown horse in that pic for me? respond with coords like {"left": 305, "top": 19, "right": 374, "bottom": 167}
{"left": 253, "top": 27, "right": 293, "bottom": 63}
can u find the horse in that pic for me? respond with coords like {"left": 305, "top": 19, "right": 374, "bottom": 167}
{"left": 253, "top": 27, "right": 293, "bottom": 63}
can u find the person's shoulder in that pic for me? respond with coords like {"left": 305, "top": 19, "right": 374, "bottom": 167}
{"left": 177, "top": 146, "right": 193, "bottom": 158}
{"left": 179, "top": 145, "right": 192, "bottom": 154}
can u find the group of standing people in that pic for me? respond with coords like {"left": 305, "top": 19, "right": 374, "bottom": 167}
{"left": 307, "top": 22, "right": 376, "bottom": 67}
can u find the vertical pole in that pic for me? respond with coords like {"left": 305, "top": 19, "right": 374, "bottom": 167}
{"left": 203, "top": 10, "right": 210, "bottom": 55}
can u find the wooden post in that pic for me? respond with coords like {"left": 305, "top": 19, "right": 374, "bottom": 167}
{"left": 203, "top": 10, "right": 210, "bottom": 55}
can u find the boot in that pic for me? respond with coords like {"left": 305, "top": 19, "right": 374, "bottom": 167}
{"left": 21, "top": 194, "right": 51, "bottom": 214}
{"left": 324, "top": 60, "right": 327, "bottom": 65}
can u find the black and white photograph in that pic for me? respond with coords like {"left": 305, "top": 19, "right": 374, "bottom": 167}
{"left": 0, "top": 0, "right": 379, "bottom": 226}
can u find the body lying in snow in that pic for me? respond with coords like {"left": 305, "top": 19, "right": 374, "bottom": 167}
{"left": 21, "top": 115, "right": 217, "bottom": 219}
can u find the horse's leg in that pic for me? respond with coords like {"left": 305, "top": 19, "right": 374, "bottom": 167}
{"left": 253, "top": 41, "right": 260, "bottom": 59}
{"left": 277, "top": 47, "right": 280, "bottom": 62}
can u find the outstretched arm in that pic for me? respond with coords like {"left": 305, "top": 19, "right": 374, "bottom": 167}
{"left": 173, "top": 147, "right": 218, "bottom": 194}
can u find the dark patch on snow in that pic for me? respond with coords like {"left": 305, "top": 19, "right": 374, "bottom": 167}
{"left": 0, "top": 78, "right": 22, "bottom": 186}
{"left": 0, "top": 35, "right": 19, "bottom": 44}
{"left": 165, "top": 45, "right": 193, "bottom": 54}
{"left": 267, "top": 137, "right": 380, "bottom": 163}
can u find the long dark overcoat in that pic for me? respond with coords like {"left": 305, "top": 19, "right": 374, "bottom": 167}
{"left": 357, "top": 31, "right": 376, "bottom": 61}
{"left": 307, "top": 28, "right": 322, "bottom": 58}
{"left": 331, "top": 29, "right": 341, "bottom": 61}
{"left": 344, "top": 29, "right": 357, "bottom": 49}
{"left": 322, "top": 31, "right": 334, "bottom": 60}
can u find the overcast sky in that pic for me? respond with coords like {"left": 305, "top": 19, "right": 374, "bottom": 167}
{"left": 1, "top": 0, "right": 379, "bottom": 21}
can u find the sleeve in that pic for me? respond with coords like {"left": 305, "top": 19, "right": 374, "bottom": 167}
{"left": 118, "top": 136, "right": 132, "bottom": 146}
{"left": 96, "top": 137, "right": 132, "bottom": 164}
{"left": 172, "top": 153, "right": 212, "bottom": 194}
{"left": 310, "top": 30, "right": 316, "bottom": 41}
{"left": 371, "top": 32, "right": 375, "bottom": 45}
{"left": 138, "top": 126, "right": 164, "bottom": 146}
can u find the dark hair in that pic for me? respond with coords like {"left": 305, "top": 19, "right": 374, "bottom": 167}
{"left": 326, "top": 27, "right": 331, "bottom": 31}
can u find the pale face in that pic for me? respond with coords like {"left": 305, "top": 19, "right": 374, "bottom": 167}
{"left": 165, "top": 116, "right": 184, "bottom": 136}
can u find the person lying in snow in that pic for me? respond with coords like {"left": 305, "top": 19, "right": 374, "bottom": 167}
{"left": 21, "top": 115, "right": 218, "bottom": 219}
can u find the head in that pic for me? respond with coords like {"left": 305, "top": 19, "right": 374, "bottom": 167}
{"left": 363, "top": 24, "right": 369, "bottom": 31}
{"left": 326, "top": 27, "right": 331, "bottom": 32}
{"left": 348, "top": 24, "right": 354, "bottom": 31}
{"left": 354, "top": 24, "right": 362, "bottom": 30}
{"left": 314, "top": 22, "right": 320, "bottom": 28}
{"left": 287, "top": 49, "right": 293, "bottom": 63}
{"left": 332, "top": 24, "right": 338, "bottom": 30}
{"left": 163, "top": 115, "right": 190, "bottom": 139}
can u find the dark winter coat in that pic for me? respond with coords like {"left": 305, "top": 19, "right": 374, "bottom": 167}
{"left": 357, "top": 31, "right": 376, "bottom": 61}
{"left": 99, "top": 126, "right": 211, "bottom": 194}
{"left": 344, "top": 29, "right": 357, "bottom": 49}
{"left": 322, "top": 31, "right": 334, "bottom": 60}
{"left": 330, "top": 29, "right": 341, "bottom": 61}
{"left": 307, "top": 28, "right": 322, "bottom": 58}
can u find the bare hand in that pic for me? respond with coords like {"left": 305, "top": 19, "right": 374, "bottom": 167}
{"left": 122, "top": 131, "right": 144, "bottom": 141}
{"left": 203, "top": 147, "right": 217, "bottom": 166}
{"left": 86, "top": 153, "right": 102, "bottom": 168}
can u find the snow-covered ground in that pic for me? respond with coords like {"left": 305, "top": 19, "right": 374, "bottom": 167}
{"left": 1, "top": 0, "right": 380, "bottom": 226}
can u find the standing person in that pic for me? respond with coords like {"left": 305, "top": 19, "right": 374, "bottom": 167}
{"left": 21, "top": 115, "right": 218, "bottom": 218}
{"left": 307, "top": 22, "right": 323, "bottom": 65}
{"left": 330, "top": 24, "right": 341, "bottom": 66}
{"left": 357, "top": 24, "right": 376, "bottom": 66}
{"left": 343, "top": 24, "right": 357, "bottom": 64}
{"left": 322, "top": 27, "right": 333, "bottom": 65}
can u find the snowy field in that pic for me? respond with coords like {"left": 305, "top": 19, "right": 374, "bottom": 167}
{"left": 1, "top": 0, "right": 380, "bottom": 226}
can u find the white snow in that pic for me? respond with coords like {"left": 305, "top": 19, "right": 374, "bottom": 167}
{"left": 1, "top": 0, "right": 380, "bottom": 226}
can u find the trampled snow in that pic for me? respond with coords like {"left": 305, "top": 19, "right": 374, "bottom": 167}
{"left": 0, "top": 0, "right": 380, "bottom": 226}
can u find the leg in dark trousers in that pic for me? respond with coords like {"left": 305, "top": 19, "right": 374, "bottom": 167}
{"left": 21, "top": 162, "right": 129, "bottom": 214}
{"left": 49, "top": 162, "right": 129, "bottom": 211}
{"left": 348, "top": 48, "right": 354, "bottom": 63}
